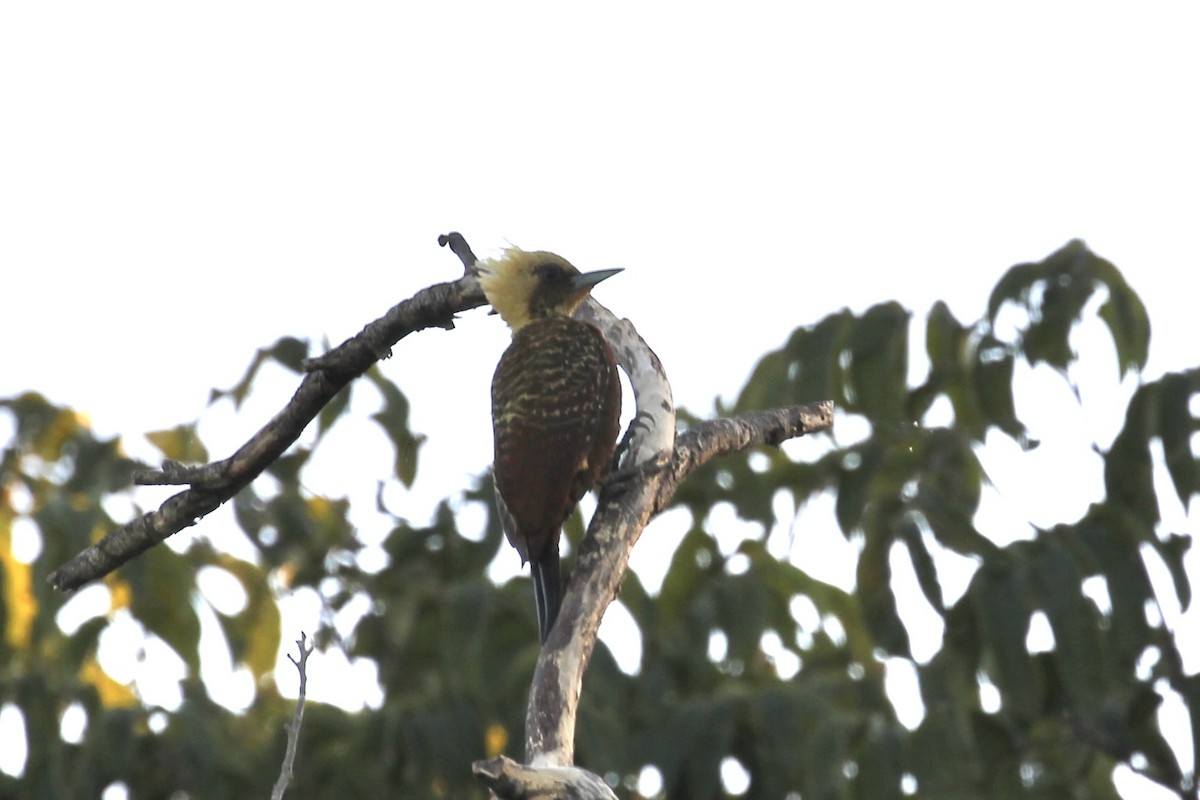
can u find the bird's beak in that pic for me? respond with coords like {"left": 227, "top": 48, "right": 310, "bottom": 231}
{"left": 570, "top": 268, "right": 623, "bottom": 290}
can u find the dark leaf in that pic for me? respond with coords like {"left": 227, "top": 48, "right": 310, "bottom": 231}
{"left": 834, "top": 442, "right": 881, "bottom": 536}
{"left": 852, "top": 720, "right": 904, "bottom": 800}
{"left": 1104, "top": 384, "right": 1160, "bottom": 526}
{"left": 969, "top": 560, "right": 1041, "bottom": 722}
{"left": 735, "top": 310, "right": 854, "bottom": 413}
{"left": 656, "top": 697, "right": 736, "bottom": 800}
{"left": 1156, "top": 532, "right": 1193, "bottom": 613}
{"left": 972, "top": 339, "right": 1027, "bottom": 443}
{"left": 1027, "top": 536, "right": 1108, "bottom": 714}
{"left": 1093, "top": 256, "right": 1152, "bottom": 375}
{"left": 125, "top": 546, "right": 202, "bottom": 673}
{"left": 203, "top": 555, "right": 281, "bottom": 679}
{"left": 317, "top": 381, "right": 354, "bottom": 439}
{"left": 1156, "top": 371, "right": 1198, "bottom": 506}
{"left": 365, "top": 367, "right": 425, "bottom": 487}
{"left": 844, "top": 302, "right": 910, "bottom": 423}
{"left": 858, "top": 518, "right": 911, "bottom": 657}
{"left": 1073, "top": 509, "right": 1155, "bottom": 673}
{"left": 899, "top": 518, "right": 945, "bottom": 614}
{"left": 208, "top": 336, "right": 310, "bottom": 408}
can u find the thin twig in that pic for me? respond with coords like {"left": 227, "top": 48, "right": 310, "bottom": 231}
{"left": 271, "top": 633, "right": 315, "bottom": 800}
{"left": 437, "top": 230, "right": 479, "bottom": 274}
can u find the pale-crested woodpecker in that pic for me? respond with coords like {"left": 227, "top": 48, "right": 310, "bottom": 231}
{"left": 479, "top": 247, "right": 622, "bottom": 644}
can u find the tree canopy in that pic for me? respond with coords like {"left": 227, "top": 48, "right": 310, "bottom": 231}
{"left": 1, "top": 240, "right": 1196, "bottom": 799}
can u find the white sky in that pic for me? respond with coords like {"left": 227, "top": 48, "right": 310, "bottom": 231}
{"left": 2, "top": 3, "right": 1198, "bottom": 797}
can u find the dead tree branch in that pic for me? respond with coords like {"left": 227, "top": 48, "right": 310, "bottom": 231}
{"left": 48, "top": 236, "right": 486, "bottom": 592}
{"left": 519, "top": 399, "right": 833, "bottom": 768}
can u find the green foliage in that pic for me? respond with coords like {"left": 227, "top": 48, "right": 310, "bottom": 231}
{"left": 0, "top": 240, "right": 1195, "bottom": 798}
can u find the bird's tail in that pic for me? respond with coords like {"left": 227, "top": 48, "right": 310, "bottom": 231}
{"left": 531, "top": 547, "right": 562, "bottom": 644}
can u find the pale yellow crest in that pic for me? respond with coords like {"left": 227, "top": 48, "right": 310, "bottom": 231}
{"left": 478, "top": 247, "right": 575, "bottom": 331}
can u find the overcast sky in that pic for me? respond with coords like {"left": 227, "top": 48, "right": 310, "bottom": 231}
{"left": 2, "top": 4, "right": 1198, "bottom": 796}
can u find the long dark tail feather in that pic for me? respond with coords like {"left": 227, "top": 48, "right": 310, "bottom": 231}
{"left": 531, "top": 548, "right": 562, "bottom": 644}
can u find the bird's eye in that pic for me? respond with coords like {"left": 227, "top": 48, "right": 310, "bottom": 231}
{"left": 534, "top": 263, "right": 565, "bottom": 282}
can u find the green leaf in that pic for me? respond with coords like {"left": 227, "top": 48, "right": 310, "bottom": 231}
{"left": 1157, "top": 371, "right": 1198, "bottom": 506}
{"left": 714, "top": 570, "right": 769, "bottom": 662}
{"left": 0, "top": 392, "right": 63, "bottom": 455}
{"left": 126, "top": 546, "right": 201, "bottom": 673}
{"left": 145, "top": 423, "right": 209, "bottom": 464}
{"left": 858, "top": 518, "right": 910, "bottom": 657}
{"left": 909, "top": 301, "right": 965, "bottom": 423}
{"left": 969, "top": 560, "right": 1041, "bottom": 722}
{"left": 209, "top": 336, "right": 310, "bottom": 408}
{"left": 317, "top": 381, "right": 353, "bottom": 439}
{"left": 972, "top": 338, "right": 1027, "bottom": 444}
{"left": 987, "top": 257, "right": 1044, "bottom": 322}
{"left": 656, "top": 697, "right": 735, "bottom": 800}
{"left": 844, "top": 302, "right": 910, "bottom": 423}
{"left": 968, "top": 711, "right": 1024, "bottom": 791}
{"left": 987, "top": 240, "right": 1150, "bottom": 379}
{"left": 1027, "top": 536, "right": 1108, "bottom": 713}
{"left": 657, "top": 525, "right": 718, "bottom": 626}
{"left": 205, "top": 556, "right": 281, "bottom": 679}
{"left": 1121, "top": 685, "right": 1185, "bottom": 791}
{"left": 1105, "top": 383, "right": 1160, "bottom": 526}
{"left": 804, "top": 716, "right": 848, "bottom": 800}
{"left": 264, "top": 447, "right": 311, "bottom": 485}
{"left": 899, "top": 518, "right": 945, "bottom": 614}
{"left": 834, "top": 442, "right": 882, "bottom": 536}
{"left": 365, "top": 367, "right": 425, "bottom": 487}
{"left": 735, "top": 310, "right": 853, "bottom": 413}
{"left": 924, "top": 301, "right": 967, "bottom": 379}
{"left": 853, "top": 720, "right": 904, "bottom": 800}
{"left": 910, "top": 703, "right": 984, "bottom": 794}
{"left": 1073, "top": 509, "right": 1155, "bottom": 672}
{"left": 1093, "top": 256, "right": 1151, "bottom": 375}
{"left": 1156, "top": 532, "right": 1193, "bottom": 613}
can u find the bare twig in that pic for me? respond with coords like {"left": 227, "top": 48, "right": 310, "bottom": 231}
{"left": 437, "top": 230, "right": 480, "bottom": 274}
{"left": 271, "top": 633, "right": 315, "bottom": 800}
{"left": 48, "top": 240, "right": 487, "bottom": 592}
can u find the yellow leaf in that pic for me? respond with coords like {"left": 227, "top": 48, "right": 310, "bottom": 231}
{"left": 79, "top": 656, "right": 138, "bottom": 708}
{"left": 307, "top": 495, "right": 332, "bottom": 521}
{"left": 485, "top": 722, "right": 509, "bottom": 758}
{"left": 107, "top": 574, "right": 133, "bottom": 612}
{"left": 39, "top": 408, "right": 84, "bottom": 459}
{"left": 0, "top": 509, "right": 37, "bottom": 650}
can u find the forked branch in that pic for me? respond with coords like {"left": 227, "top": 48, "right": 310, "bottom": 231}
{"left": 515, "top": 399, "right": 832, "bottom": 771}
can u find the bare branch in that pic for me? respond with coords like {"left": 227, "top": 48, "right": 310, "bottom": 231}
{"left": 664, "top": 402, "right": 835, "bottom": 507}
{"left": 48, "top": 247, "right": 487, "bottom": 592}
{"left": 272, "top": 633, "right": 315, "bottom": 800}
{"left": 519, "top": 297, "right": 674, "bottom": 764}
{"left": 437, "top": 230, "right": 480, "bottom": 274}
{"left": 511, "top": 279, "right": 833, "bottom": 769}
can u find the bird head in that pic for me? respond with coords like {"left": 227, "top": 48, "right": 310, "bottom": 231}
{"left": 478, "top": 247, "right": 621, "bottom": 331}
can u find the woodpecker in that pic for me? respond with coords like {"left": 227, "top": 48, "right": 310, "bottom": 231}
{"left": 479, "top": 247, "right": 622, "bottom": 644}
